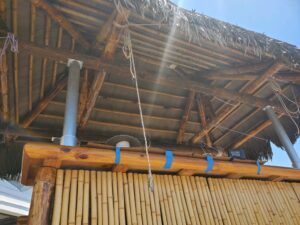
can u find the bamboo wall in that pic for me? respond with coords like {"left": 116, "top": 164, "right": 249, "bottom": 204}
{"left": 51, "top": 170, "right": 300, "bottom": 225}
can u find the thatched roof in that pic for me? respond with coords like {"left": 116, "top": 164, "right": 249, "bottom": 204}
{"left": 118, "top": 0, "right": 300, "bottom": 67}
{"left": 1, "top": 0, "right": 300, "bottom": 178}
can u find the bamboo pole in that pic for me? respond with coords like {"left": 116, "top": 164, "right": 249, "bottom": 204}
{"left": 155, "top": 175, "right": 168, "bottom": 225}
{"left": 91, "top": 171, "right": 97, "bottom": 225}
{"left": 68, "top": 170, "right": 78, "bottom": 225}
{"left": 51, "top": 169, "right": 64, "bottom": 225}
{"left": 128, "top": 173, "right": 137, "bottom": 225}
{"left": 133, "top": 173, "right": 143, "bottom": 225}
{"left": 28, "top": 3, "right": 36, "bottom": 111}
{"left": 112, "top": 172, "right": 119, "bottom": 225}
{"left": 61, "top": 170, "right": 71, "bottom": 225}
{"left": 12, "top": 0, "right": 19, "bottom": 123}
{"left": 118, "top": 173, "right": 126, "bottom": 225}
{"left": 143, "top": 174, "right": 154, "bottom": 225}
{"left": 97, "top": 171, "right": 103, "bottom": 225}
{"left": 153, "top": 176, "right": 162, "bottom": 225}
{"left": 140, "top": 174, "right": 149, "bottom": 225}
{"left": 75, "top": 170, "right": 84, "bottom": 225}
{"left": 123, "top": 173, "right": 132, "bottom": 225}
{"left": 83, "top": 170, "right": 90, "bottom": 225}
{"left": 106, "top": 172, "right": 114, "bottom": 225}
{"left": 167, "top": 175, "right": 183, "bottom": 225}
{"left": 102, "top": 172, "right": 108, "bottom": 225}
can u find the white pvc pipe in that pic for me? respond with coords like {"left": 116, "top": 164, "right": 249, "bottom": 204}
{"left": 60, "top": 59, "right": 82, "bottom": 146}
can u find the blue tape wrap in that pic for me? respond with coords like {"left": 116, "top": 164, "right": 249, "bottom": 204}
{"left": 205, "top": 155, "right": 214, "bottom": 173}
{"left": 164, "top": 150, "right": 173, "bottom": 170}
{"left": 115, "top": 146, "right": 121, "bottom": 165}
{"left": 256, "top": 159, "right": 261, "bottom": 175}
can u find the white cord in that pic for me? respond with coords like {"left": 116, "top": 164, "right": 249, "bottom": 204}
{"left": 269, "top": 78, "right": 300, "bottom": 135}
{"left": 0, "top": 33, "right": 18, "bottom": 64}
{"left": 122, "top": 23, "right": 154, "bottom": 191}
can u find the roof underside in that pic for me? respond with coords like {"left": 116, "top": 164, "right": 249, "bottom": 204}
{"left": 1, "top": 0, "right": 300, "bottom": 164}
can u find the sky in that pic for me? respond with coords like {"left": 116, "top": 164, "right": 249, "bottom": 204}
{"left": 172, "top": 0, "right": 300, "bottom": 167}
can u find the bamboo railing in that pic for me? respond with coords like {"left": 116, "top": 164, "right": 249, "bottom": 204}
{"left": 50, "top": 169, "right": 300, "bottom": 225}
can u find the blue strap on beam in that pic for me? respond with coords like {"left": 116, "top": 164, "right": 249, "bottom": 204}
{"left": 205, "top": 155, "right": 214, "bottom": 173}
{"left": 115, "top": 146, "right": 121, "bottom": 165}
{"left": 256, "top": 159, "right": 261, "bottom": 175}
{"left": 164, "top": 150, "right": 173, "bottom": 170}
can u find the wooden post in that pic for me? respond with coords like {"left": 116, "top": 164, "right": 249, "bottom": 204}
{"left": 28, "top": 167, "right": 56, "bottom": 225}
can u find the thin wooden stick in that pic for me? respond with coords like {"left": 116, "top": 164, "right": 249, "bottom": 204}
{"left": 168, "top": 175, "right": 183, "bottom": 225}
{"left": 91, "top": 171, "right": 97, "bottom": 225}
{"left": 143, "top": 174, "right": 154, "bottom": 225}
{"left": 68, "top": 170, "right": 78, "bottom": 225}
{"left": 51, "top": 169, "right": 64, "bottom": 225}
{"left": 175, "top": 176, "right": 191, "bottom": 225}
{"left": 75, "top": 170, "right": 84, "bottom": 225}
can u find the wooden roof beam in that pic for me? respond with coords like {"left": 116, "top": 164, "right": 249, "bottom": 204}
{"left": 0, "top": 54, "right": 9, "bottom": 121}
{"left": 31, "top": 0, "right": 90, "bottom": 49}
{"left": 190, "top": 61, "right": 285, "bottom": 144}
{"left": 177, "top": 90, "right": 195, "bottom": 144}
{"left": 20, "top": 76, "right": 68, "bottom": 128}
{"left": 99, "top": 9, "right": 129, "bottom": 59}
{"left": 196, "top": 94, "right": 212, "bottom": 147}
{"left": 19, "top": 42, "right": 287, "bottom": 114}
{"left": 78, "top": 70, "right": 106, "bottom": 128}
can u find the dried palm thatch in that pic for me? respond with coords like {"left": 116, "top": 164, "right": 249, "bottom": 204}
{"left": 117, "top": 0, "right": 300, "bottom": 67}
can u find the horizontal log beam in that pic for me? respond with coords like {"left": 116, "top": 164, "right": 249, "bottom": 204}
{"left": 21, "top": 143, "right": 300, "bottom": 185}
{"left": 32, "top": 0, "right": 90, "bottom": 48}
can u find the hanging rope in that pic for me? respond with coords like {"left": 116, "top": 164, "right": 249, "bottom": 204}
{"left": 115, "top": 0, "right": 154, "bottom": 191}
{"left": 269, "top": 78, "right": 300, "bottom": 135}
{"left": 0, "top": 32, "right": 18, "bottom": 64}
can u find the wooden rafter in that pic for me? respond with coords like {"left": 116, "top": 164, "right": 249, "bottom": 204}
{"left": 229, "top": 118, "right": 276, "bottom": 149}
{"left": 196, "top": 94, "right": 212, "bottom": 147}
{"left": 21, "top": 76, "right": 68, "bottom": 128}
{"left": 0, "top": 0, "right": 9, "bottom": 121}
{"left": 77, "top": 69, "right": 89, "bottom": 123}
{"left": 31, "top": 0, "right": 90, "bottom": 49}
{"left": 78, "top": 70, "right": 106, "bottom": 128}
{"left": 190, "top": 61, "right": 285, "bottom": 144}
{"left": 99, "top": 8, "right": 129, "bottom": 59}
{"left": 20, "top": 42, "right": 289, "bottom": 115}
{"left": 51, "top": 27, "right": 63, "bottom": 86}
{"left": 12, "top": 0, "right": 19, "bottom": 123}
{"left": 177, "top": 90, "right": 195, "bottom": 144}
{"left": 28, "top": 3, "right": 36, "bottom": 111}
{"left": 40, "top": 15, "right": 51, "bottom": 99}
{"left": 0, "top": 54, "right": 9, "bottom": 121}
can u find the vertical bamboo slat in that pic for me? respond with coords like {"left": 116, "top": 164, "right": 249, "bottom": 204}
{"left": 61, "top": 170, "right": 71, "bottom": 225}
{"left": 48, "top": 170, "right": 300, "bottom": 225}
{"left": 91, "top": 171, "right": 97, "bottom": 225}
{"left": 76, "top": 170, "right": 84, "bottom": 225}
{"left": 51, "top": 170, "right": 64, "bottom": 225}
